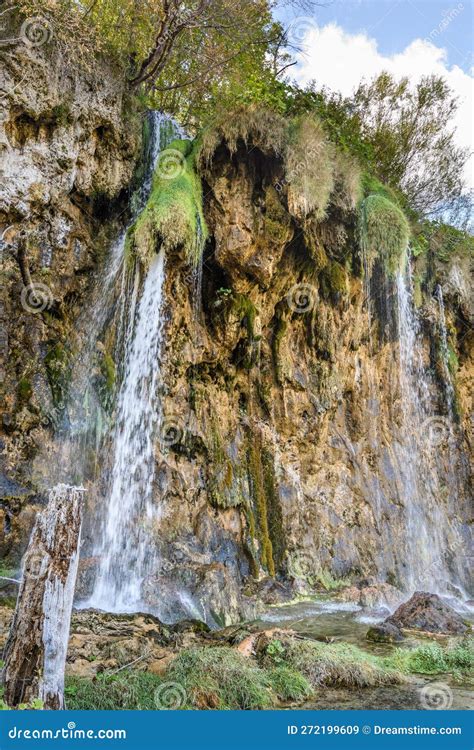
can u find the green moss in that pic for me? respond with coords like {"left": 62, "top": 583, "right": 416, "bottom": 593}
{"left": 97, "top": 350, "right": 116, "bottom": 412}
{"left": 268, "top": 666, "right": 313, "bottom": 702}
{"left": 262, "top": 448, "right": 285, "bottom": 572}
{"left": 303, "top": 227, "right": 329, "bottom": 272}
{"left": 320, "top": 261, "right": 348, "bottom": 304}
{"left": 128, "top": 138, "right": 208, "bottom": 269}
{"left": 231, "top": 294, "right": 258, "bottom": 371}
{"left": 167, "top": 646, "right": 273, "bottom": 710}
{"left": 17, "top": 377, "right": 32, "bottom": 404}
{"left": 65, "top": 671, "right": 164, "bottom": 710}
{"left": 272, "top": 314, "right": 287, "bottom": 385}
{"left": 247, "top": 435, "right": 275, "bottom": 576}
{"left": 44, "top": 343, "right": 71, "bottom": 408}
{"left": 358, "top": 194, "right": 410, "bottom": 278}
{"left": 207, "top": 414, "right": 240, "bottom": 509}
{"left": 315, "top": 569, "right": 351, "bottom": 591}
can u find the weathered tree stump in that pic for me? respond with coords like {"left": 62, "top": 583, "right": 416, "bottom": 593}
{"left": 2, "top": 484, "right": 85, "bottom": 709}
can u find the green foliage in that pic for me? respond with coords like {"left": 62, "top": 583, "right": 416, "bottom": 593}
{"left": 268, "top": 666, "right": 313, "bottom": 702}
{"left": 352, "top": 73, "right": 469, "bottom": 218}
{"left": 128, "top": 138, "right": 207, "bottom": 268}
{"left": 167, "top": 646, "right": 273, "bottom": 710}
{"left": 65, "top": 671, "right": 164, "bottom": 710}
{"left": 266, "top": 639, "right": 286, "bottom": 665}
{"left": 358, "top": 194, "right": 410, "bottom": 278}
{"left": 314, "top": 569, "right": 350, "bottom": 591}
{"left": 0, "top": 685, "right": 43, "bottom": 710}
{"left": 385, "top": 640, "right": 474, "bottom": 676}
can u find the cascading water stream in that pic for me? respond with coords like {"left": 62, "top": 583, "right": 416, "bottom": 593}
{"left": 435, "top": 284, "right": 456, "bottom": 414}
{"left": 88, "top": 250, "right": 166, "bottom": 611}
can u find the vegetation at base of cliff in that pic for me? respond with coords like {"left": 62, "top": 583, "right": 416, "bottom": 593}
{"left": 265, "top": 639, "right": 403, "bottom": 688}
{"left": 358, "top": 194, "right": 410, "bottom": 278}
{"left": 384, "top": 640, "right": 474, "bottom": 677}
{"left": 127, "top": 139, "right": 208, "bottom": 268}
{"left": 267, "top": 665, "right": 313, "bottom": 702}
{"left": 63, "top": 637, "right": 474, "bottom": 710}
{"left": 167, "top": 647, "right": 273, "bottom": 709}
{"left": 65, "top": 671, "right": 164, "bottom": 710}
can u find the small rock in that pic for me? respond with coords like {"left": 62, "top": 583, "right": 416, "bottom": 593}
{"left": 366, "top": 622, "right": 404, "bottom": 643}
{"left": 385, "top": 591, "right": 469, "bottom": 635}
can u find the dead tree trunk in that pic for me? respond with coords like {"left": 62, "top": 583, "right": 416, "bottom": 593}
{"left": 2, "top": 484, "right": 85, "bottom": 709}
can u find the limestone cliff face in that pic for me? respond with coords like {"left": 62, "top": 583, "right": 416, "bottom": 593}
{"left": 110, "top": 138, "right": 472, "bottom": 624}
{"left": 0, "top": 44, "right": 472, "bottom": 625}
{"left": 0, "top": 31, "right": 140, "bottom": 564}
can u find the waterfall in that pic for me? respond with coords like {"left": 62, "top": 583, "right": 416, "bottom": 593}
{"left": 395, "top": 266, "right": 447, "bottom": 591}
{"left": 88, "top": 250, "right": 166, "bottom": 612}
{"left": 435, "top": 284, "right": 456, "bottom": 414}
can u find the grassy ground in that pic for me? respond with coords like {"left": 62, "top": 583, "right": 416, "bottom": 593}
{"left": 64, "top": 636, "right": 473, "bottom": 710}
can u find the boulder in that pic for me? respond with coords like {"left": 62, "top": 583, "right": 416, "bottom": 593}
{"left": 366, "top": 621, "right": 404, "bottom": 643}
{"left": 385, "top": 591, "right": 469, "bottom": 635}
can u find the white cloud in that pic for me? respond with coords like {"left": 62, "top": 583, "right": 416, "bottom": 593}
{"left": 293, "top": 23, "right": 474, "bottom": 188}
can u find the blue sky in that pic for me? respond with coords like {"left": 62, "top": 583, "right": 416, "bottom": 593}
{"left": 304, "top": 0, "right": 473, "bottom": 72}
{"left": 274, "top": 0, "right": 473, "bottom": 188}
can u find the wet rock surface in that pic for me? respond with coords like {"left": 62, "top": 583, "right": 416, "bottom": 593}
{"left": 385, "top": 592, "right": 470, "bottom": 635}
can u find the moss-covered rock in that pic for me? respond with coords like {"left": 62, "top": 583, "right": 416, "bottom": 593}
{"left": 358, "top": 193, "right": 410, "bottom": 278}
{"left": 127, "top": 138, "right": 208, "bottom": 269}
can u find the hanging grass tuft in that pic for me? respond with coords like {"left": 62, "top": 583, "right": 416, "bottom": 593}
{"left": 358, "top": 193, "right": 410, "bottom": 278}
{"left": 127, "top": 138, "right": 208, "bottom": 269}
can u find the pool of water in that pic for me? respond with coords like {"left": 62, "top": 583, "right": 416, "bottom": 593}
{"left": 254, "top": 598, "right": 474, "bottom": 710}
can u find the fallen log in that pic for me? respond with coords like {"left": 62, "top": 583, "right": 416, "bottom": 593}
{"left": 2, "top": 484, "right": 85, "bottom": 709}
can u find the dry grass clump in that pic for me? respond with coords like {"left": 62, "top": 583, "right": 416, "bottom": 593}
{"left": 331, "top": 152, "right": 362, "bottom": 213}
{"left": 270, "top": 639, "right": 403, "bottom": 689}
{"left": 286, "top": 115, "right": 335, "bottom": 222}
{"left": 197, "top": 105, "right": 288, "bottom": 166}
